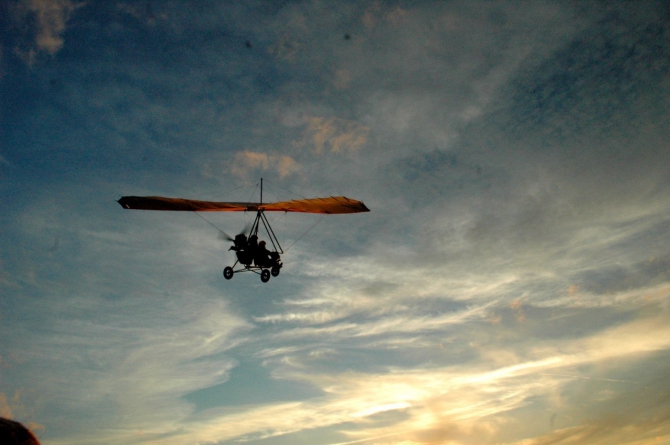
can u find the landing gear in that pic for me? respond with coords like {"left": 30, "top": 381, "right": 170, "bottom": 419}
{"left": 223, "top": 266, "right": 234, "bottom": 280}
{"left": 223, "top": 261, "right": 281, "bottom": 283}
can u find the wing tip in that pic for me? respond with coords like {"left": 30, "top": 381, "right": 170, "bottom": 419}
{"left": 117, "top": 197, "right": 131, "bottom": 209}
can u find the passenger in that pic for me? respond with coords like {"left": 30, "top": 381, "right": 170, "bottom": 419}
{"left": 256, "top": 240, "right": 271, "bottom": 267}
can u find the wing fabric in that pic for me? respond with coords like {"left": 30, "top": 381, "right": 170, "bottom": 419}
{"left": 263, "top": 196, "right": 369, "bottom": 214}
{"left": 118, "top": 196, "right": 369, "bottom": 214}
{"left": 117, "top": 196, "right": 258, "bottom": 212}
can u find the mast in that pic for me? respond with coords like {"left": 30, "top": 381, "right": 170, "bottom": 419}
{"left": 250, "top": 177, "right": 283, "bottom": 253}
{"left": 251, "top": 178, "right": 263, "bottom": 237}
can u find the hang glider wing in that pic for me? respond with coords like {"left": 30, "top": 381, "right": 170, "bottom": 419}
{"left": 117, "top": 196, "right": 369, "bottom": 214}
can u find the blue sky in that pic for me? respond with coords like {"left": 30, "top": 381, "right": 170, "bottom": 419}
{"left": 2, "top": 1, "right": 670, "bottom": 444}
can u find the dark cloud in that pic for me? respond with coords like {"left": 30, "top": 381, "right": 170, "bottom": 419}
{"left": 507, "top": 2, "right": 670, "bottom": 141}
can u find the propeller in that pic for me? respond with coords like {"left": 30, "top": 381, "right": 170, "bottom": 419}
{"left": 217, "top": 230, "right": 235, "bottom": 242}
{"left": 217, "top": 222, "right": 252, "bottom": 243}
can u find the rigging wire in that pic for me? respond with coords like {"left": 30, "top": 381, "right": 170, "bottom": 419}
{"left": 284, "top": 215, "right": 325, "bottom": 252}
{"left": 260, "top": 181, "right": 289, "bottom": 227}
{"left": 192, "top": 211, "right": 227, "bottom": 237}
{"left": 247, "top": 181, "right": 260, "bottom": 203}
{"left": 188, "top": 179, "right": 258, "bottom": 201}
{"left": 263, "top": 181, "right": 282, "bottom": 203}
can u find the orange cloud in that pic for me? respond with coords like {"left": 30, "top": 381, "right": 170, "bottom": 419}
{"left": 229, "top": 151, "right": 301, "bottom": 179}
{"left": 276, "top": 155, "right": 300, "bottom": 178}
{"left": 299, "top": 117, "right": 369, "bottom": 154}
{"left": 12, "top": 0, "right": 83, "bottom": 64}
{"left": 0, "top": 393, "right": 13, "bottom": 418}
{"left": 568, "top": 284, "right": 580, "bottom": 297}
{"left": 508, "top": 299, "right": 526, "bottom": 323}
{"left": 0, "top": 389, "right": 33, "bottom": 419}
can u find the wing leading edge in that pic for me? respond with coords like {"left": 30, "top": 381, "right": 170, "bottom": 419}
{"left": 117, "top": 195, "right": 369, "bottom": 214}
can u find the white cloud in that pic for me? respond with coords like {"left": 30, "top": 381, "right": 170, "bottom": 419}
{"left": 102, "top": 308, "right": 670, "bottom": 445}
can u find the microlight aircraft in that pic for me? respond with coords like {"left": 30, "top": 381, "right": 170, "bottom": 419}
{"left": 117, "top": 179, "right": 369, "bottom": 283}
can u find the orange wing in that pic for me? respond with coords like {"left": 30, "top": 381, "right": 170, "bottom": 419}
{"left": 118, "top": 196, "right": 369, "bottom": 214}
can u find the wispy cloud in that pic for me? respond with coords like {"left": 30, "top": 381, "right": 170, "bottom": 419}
{"left": 11, "top": 0, "right": 82, "bottom": 64}
{"left": 115, "top": 309, "right": 670, "bottom": 445}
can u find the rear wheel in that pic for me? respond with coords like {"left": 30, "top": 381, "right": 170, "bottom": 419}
{"left": 271, "top": 266, "right": 280, "bottom": 277}
{"left": 223, "top": 267, "right": 234, "bottom": 280}
{"left": 261, "top": 269, "right": 271, "bottom": 283}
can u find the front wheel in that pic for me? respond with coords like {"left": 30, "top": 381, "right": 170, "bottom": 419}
{"left": 223, "top": 267, "right": 234, "bottom": 280}
{"left": 261, "top": 269, "right": 271, "bottom": 283}
{"left": 271, "top": 266, "right": 280, "bottom": 277}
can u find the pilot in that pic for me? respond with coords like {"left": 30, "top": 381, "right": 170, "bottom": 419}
{"left": 233, "top": 233, "right": 247, "bottom": 251}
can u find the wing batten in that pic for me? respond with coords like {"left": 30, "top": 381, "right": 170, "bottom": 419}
{"left": 118, "top": 195, "right": 369, "bottom": 214}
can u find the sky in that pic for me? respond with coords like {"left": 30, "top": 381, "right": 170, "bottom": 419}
{"left": 1, "top": 1, "right": 670, "bottom": 444}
